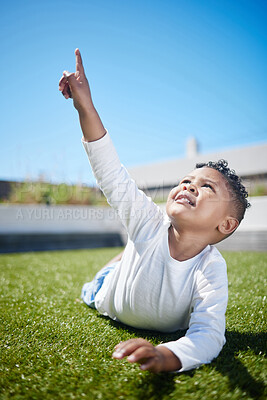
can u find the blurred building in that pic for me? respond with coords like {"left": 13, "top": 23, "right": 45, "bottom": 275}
{"left": 128, "top": 139, "right": 267, "bottom": 201}
{"left": 1, "top": 139, "right": 267, "bottom": 252}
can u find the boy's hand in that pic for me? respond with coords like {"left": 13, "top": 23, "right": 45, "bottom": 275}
{"left": 59, "top": 48, "right": 94, "bottom": 115}
{"left": 112, "top": 338, "right": 182, "bottom": 373}
{"left": 59, "top": 49, "right": 105, "bottom": 142}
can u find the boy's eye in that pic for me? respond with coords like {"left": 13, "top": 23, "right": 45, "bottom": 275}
{"left": 181, "top": 179, "right": 191, "bottom": 185}
{"left": 203, "top": 183, "right": 213, "bottom": 190}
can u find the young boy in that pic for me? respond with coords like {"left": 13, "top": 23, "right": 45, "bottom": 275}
{"left": 59, "top": 49, "right": 250, "bottom": 373}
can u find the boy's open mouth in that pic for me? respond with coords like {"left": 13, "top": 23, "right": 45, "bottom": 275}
{"left": 174, "top": 192, "right": 196, "bottom": 207}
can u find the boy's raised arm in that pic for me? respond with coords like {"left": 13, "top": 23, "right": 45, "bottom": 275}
{"left": 59, "top": 49, "right": 164, "bottom": 243}
{"left": 59, "top": 48, "right": 106, "bottom": 142}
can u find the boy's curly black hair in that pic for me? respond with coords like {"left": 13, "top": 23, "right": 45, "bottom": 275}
{"left": 196, "top": 159, "right": 251, "bottom": 223}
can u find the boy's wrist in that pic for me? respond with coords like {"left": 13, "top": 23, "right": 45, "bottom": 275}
{"left": 156, "top": 346, "right": 182, "bottom": 372}
{"left": 79, "top": 106, "right": 106, "bottom": 142}
{"left": 77, "top": 102, "right": 96, "bottom": 119}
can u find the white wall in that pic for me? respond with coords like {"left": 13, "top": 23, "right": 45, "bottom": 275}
{"left": 0, "top": 196, "right": 266, "bottom": 251}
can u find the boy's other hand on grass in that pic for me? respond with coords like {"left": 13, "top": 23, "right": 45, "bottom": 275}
{"left": 112, "top": 338, "right": 181, "bottom": 373}
{"left": 59, "top": 48, "right": 94, "bottom": 115}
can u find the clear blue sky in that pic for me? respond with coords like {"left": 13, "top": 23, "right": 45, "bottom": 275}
{"left": 1, "top": 0, "right": 266, "bottom": 185}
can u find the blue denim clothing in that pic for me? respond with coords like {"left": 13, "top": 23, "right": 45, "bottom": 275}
{"left": 81, "top": 263, "right": 117, "bottom": 308}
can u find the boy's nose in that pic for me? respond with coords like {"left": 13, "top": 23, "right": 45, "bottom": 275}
{"left": 183, "top": 184, "right": 198, "bottom": 195}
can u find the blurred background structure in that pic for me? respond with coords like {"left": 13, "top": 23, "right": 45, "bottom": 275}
{"left": 129, "top": 139, "right": 267, "bottom": 199}
{"left": 0, "top": 0, "right": 266, "bottom": 252}
{"left": 1, "top": 137, "right": 266, "bottom": 252}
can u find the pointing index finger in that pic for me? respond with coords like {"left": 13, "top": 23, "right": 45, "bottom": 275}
{"left": 75, "top": 48, "right": 85, "bottom": 75}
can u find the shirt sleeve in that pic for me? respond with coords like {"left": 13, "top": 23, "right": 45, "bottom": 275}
{"left": 159, "top": 257, "right": 228, "bottom": 372}
{"left": 82, "top": 132, "right": 164, "bottom": 242}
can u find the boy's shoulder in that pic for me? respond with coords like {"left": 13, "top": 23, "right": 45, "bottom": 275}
{"left": 207, "top": 244, "right": 225, "bottom": 259}
{"left": 199, "top": 245, "right": 227, "bottom": 273}
{"left": 192, "top": 246, "right": 228, "bottom": 290}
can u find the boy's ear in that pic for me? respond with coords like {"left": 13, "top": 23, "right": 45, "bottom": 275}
{"left": 218, "top": 216, "right": 239, "bottom": 236}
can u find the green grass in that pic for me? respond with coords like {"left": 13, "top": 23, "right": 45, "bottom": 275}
{"left": 0, "top": 249, "right": 266, "bottom": 400}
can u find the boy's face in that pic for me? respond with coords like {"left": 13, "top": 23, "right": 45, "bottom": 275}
{"left": 166, "top": 167, "right": 234, "bottom": 234}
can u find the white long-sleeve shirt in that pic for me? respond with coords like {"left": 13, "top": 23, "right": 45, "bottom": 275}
{"left": 82, "top": 132, "right": 228, "bottom": 372}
